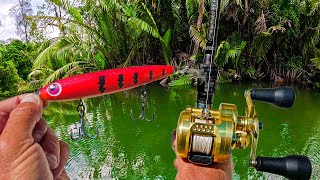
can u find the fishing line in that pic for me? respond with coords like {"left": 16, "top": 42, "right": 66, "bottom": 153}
{"left": 191, "top": 120, "right": 214, "bottom": 154}
{"left": 192, "top": 135, "right": 213, "bottom": 155}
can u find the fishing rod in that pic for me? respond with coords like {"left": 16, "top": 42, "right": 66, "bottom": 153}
{"left": 174, "top": 0, "right": 312, "bottom": 179}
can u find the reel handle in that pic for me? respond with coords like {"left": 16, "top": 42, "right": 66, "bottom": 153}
{"left": 255, "top": 155, "right": 312, "bottom": 180}
{"left": 250, "top": 86, "right": 295, "bottom": 108}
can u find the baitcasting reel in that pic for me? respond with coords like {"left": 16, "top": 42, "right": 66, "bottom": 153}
{"left": 176, "top": 87, "right": 312, "bottom": 179}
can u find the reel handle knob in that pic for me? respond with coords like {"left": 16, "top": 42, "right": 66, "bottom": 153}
{"left": 255, "top": 155, "right": 312, "bottom": 180}
{"left": 251, "top": 86, "right": 295, "bottom": 108}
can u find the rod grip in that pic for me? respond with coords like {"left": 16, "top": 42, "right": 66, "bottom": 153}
{"left": 250, "top": 86, "right": 295, "bottom": 108}
{"left": 255, "top": 155, "right": 312, "bottom": 180}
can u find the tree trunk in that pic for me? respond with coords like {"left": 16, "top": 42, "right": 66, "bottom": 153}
{"left": 242, "top": 0, "right": 249, "bottom": 25}
{"left": 20, "top": 3, "right": 29, "bottom": 42}
{"left": 24, "top": 23, "right": 29, "bottom": 43}
{"left": 193, "top": 0, "right": 205, "bottom": 54}
{"left": 54, "top": 5, "right": 65, "bottom": 36}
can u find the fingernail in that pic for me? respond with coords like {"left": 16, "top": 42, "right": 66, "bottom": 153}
{"left": 21, "top": 94, "right": 39, "bottom": 104}
{"left": 47, "top": 154, "right": 58, "bottom": 168}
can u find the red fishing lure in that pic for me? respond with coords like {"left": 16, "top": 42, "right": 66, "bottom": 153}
{"left": 39, "top": 65, "right": 174, "bottom": 101}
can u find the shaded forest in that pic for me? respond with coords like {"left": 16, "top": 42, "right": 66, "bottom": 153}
{"left": 0, "top": 0, "right": 319, "bottom": 97}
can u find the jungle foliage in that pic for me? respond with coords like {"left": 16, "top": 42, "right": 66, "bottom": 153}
{"left": 0, "top": 40, "right": 38, "bottom": 97}
{"left": 0, "top": 0, "right": 319, "bottom": 96}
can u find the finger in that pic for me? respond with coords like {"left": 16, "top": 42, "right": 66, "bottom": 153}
{"left": 1, "top": 94, "right": 43, "bottom": 143}
{"left": 174, "top": 157, "right": 191, "bottom": 172}
{"left": 0, "top": 114, "right": 6, "bottom": 134}
{"left": 0, "top": 94, "right": 29, "bottom": 133}
{"left": 0, "top": 93, "right": 47, "bottom": 115}
{"left": 52, "top": 141, "right": 70, "bottom": 179}
{"left": 32, "top": 118, "right": 48, "bottom": 143}
{"left": 56, "top": 169, "right": 70, "bottom": 180}
{"left": 41, "top": 127, "right": 60, "bottom": 170}
{"left": 174, "top": 158, "right": 179, "bottom": 170}
{"left": 0, "top": 94, "right": 29, "bottom": 114}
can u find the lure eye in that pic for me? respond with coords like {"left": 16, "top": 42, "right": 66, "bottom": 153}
{"left": 47, "top": 83, "right": 62, "bottom": 97}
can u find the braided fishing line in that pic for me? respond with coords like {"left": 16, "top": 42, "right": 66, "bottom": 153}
{"left": 192, "top": 135, "right": 213, "bottom": 155}
{"left": 191, "top": 119, "right": 214, "bottom": 155}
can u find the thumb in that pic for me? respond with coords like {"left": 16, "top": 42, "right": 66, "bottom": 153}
{"left": 1, "top": 94, "right": 43, "bottom": 144}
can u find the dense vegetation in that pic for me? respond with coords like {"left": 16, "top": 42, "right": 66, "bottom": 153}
{"left": 0, "top": 0, "right": 319, "bottom": 97}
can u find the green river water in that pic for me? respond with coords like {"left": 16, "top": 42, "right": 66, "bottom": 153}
{"left": 43, "top": 83, "right": 320, "bottom": 180}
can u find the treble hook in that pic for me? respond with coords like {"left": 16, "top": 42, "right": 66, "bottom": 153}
{"left": 69, "top": 99, "right": 99, "bottom": 140}
{"left": 130, "top": 87, "right": 155, "bottom": 122}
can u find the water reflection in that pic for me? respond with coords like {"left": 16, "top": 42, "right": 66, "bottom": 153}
{"left": 43, "top": 83, "right": 320, "bottom": 179}
{"left": 302, "top": 116, "right": 320, "bottom": 178}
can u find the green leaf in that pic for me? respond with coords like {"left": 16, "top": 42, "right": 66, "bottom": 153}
{"left": 162, "top": 29, "right": 172, "bottom": 47}
{"left": 251, "top": 32, "right": 272, "bottom": 61}
{"left": 33, "top": 38, "right": 71, "bottom": 69}
{"left": 186, "top": 0, "right": 198, "bottom": 22}
{"left": 50, "top": 0, "right": 62, "bottom": 6}
{"left": 220, "top": 0, "right": 230, "bottom": 12}
{"left": 189, "top": 24, "right": 206, "bottom": 49}
{"left": 168, "top": 75, "right": 193, "bottom": 87}
{"left": 311, "top": 57, "right": 320, "bottom": 70}
{"left": 127, "top": 17, "right": 160, "bottom": 38}
{"left": 44, "top": 61, "right": 89, "bottom": 85}
{"left": 68, "top": 7, "right": 83, "bottom": 23}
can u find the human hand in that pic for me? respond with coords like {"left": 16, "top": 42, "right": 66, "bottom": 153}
{"left": 0, "top": 94, "right": 70, "bottom": 180}
{"left": 171, "top": 130, "right": 233, "bottom": 180}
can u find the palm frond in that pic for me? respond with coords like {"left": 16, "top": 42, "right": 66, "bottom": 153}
{"left": 127, "top": 17, "right": 160, "bottom": 38}
{"left": 28, "top": 69, "right": 45, "bottom": 79}
{"left": 28, "top": 67, "right": 55, "bottom": 80}
{"left": 50, "top": 0, "right": 62, "bottom": 6}
{"left": 141, "top": 3, "right": 158, "bottom": 28}
{"left": 186, "top": 0, "right": 198, "bottom": 22}
{"left": 67, "top": 7, "right": 84, "bottom": 23}
{"left": 168, "top": 74, "right": 193, "bottom": 86}
{"left": 189, "top": 24, "right": 206, "bottom": 49}
{"left": 311, "top": 57, "right": 320, "bottom": 70}
{"left": 226, "top": 46, "right": 240, "bottom": 59}
{"left": 215, "top": 41, "right": 230, "bottom": 68}
{"left": 122, "top": 48, "right": 136, "bottom": 67}
{"left": 220, "top": 0, "right": 230, "bottom": 12}
{"left": 251, "top": 32, "right": 272, "bottom": 62}
{"left": 33, "top": 38, "right": 72, "bottom": 69}
{"left": 100, "top": 0, "right": 122, "bottom": 12}
{"left": 43, "top": 61, "right": 89, "bottom": 85}
{"left": 302, "top": 25, "right": 320, "bottom": 56}
{"left": 37, "top": 40, "right": 51, "bottom": 54}
{"left": 18, "top": 79, "right": 43, "bottom": 93}
{"left": 306, "top": 0, "right": 320, "bottom": 16}
{"left": 162, "top": 29, "right": 172, "bottom": 47}
{"left": 94, "top": 12, "right": 117, "bottom": 49}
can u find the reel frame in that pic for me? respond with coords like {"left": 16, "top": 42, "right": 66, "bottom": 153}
{"left": 176, "top": 89, "right": 260, "bottom": 166}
